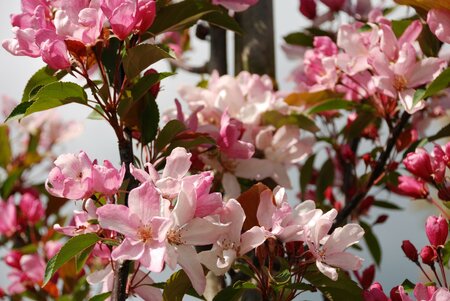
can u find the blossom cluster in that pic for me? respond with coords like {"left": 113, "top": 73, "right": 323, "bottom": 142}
{"left": 45, "top": 147, "right": 364, "bottom": 298}
{"left": 174, "top": 71, "right": 314, "bottom": 197}
{"left": 289, "top": 19, "right": 447, "bottom": 114}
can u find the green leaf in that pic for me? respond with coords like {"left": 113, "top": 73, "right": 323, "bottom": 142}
{"left": 360, "top": 221, "right": 382, "bottom": 267}
{"left": 401, "top": 279, "right": 416, "bottom": 293}
{"left": 123, "top": 44, "right": 172, "bottom": 79}
{"left": 213, "top": 282, "right": 258, "bottom": 301}
{"left": 373, "top": 200, "right": 402, "bottom": 210}
{"left": 4, "top": 101, "right": 34, "bottom": 121}
{"left": 163, "top": 270, "right": 193, "bottom": 301}
{"left": 391, "top": 19, "right": 413, "bottom": 37}
{"left": 283, "top": 32, "right": 314, "bottom": 47}
{"left": 316, "top": 159, "right": 334, "bottom": 203}
{"left": 25, "top": 82, "right": 88, "bottom": 117}
{"left": 307, "top": 99, "right": 354, "bottom": 114}
{"left": 0, "top": 125, "right": 11, "bottom": 168}
{"left": 43, "top": 233, "right": 100, "bottom": 285}
{"left": 1, "top": 168, "right": 23, "bottom": 198}
{"left": 155, "top": 120, "right": 187, "bottom": 153}
{"left": 149, "top": 0, "right": 217, "bottom": 35}
{"left": 89, "top": 292, "right": 111, "bottom": 301}
{"left": 75, "top": 244, "right": 95, "bottom": 273}
{"left": 21, "top": 66, "right": 67, "bottom": 102}
{"left": 413, "top": 67, "right": 450, "bottom": 107}
{"left": 101, "top": 37, "right": 121, "bottom": 84}
{"left": 87, "top": 106, "right": 105, "bottom": 120}
{"left": 201, "top": 11, "right": 242, "bottom": 34}
{"left": 304, "top": 265, "right": 363, "bottom": 301}
{"left": 440, "top": 240, "right": 450, "bottom": 266}
{"left": 300, "top": 155, "right": 315, "bottom": 201}
{"left": 429, "top": 122, "right": 450, "bottom": 141}
{"left": 286, "top": 282, "right": 316, "bottom": 292}
{"left": 131, "top": 72, "right": 174, "bottom": 101}
{"left": 141, "top": 95, "right": 160, "bottom": 145}
{"left": 261, "top": 111, "right": 319, "bottom": 133}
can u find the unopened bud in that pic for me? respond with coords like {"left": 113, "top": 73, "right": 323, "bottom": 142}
{"left": 425, "top": 215, "right": 448, "bottom": 247}
{"left": 401, "top": 240, "right": 418, "bottom": 262}
{"left": 420, "top": 245, "right": 437, "bottom": 265}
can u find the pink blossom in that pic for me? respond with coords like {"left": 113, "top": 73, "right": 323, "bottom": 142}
{"left": 212, "top": 0, "right": 259, "bottom": 12}
{"left": 256, "top": 187, "right": 322, "bottom": 242}
{"left": 97, "top": 181, "right": 170, "bottom": 272}
{"left": 369, "top": 42, "right": 446, "bottom": 114}
{"left": 198, "top": 199, "right": 266, "bottom": 275}
{"left": 304, "top": 210, "right": 364, "bottom": 280}
{"left": 425, "top": 215, "right": 448, "bottom": 247}
{"left": 403, "top": 148, "right": 438, "bottom": 182}
{"left": 53, "top": 0, "right": 106, "bottom": 45}
{"left": 35, "top": 29, "right": 71, "bottom": 70}
{"left": 7, "top": 254, "right": 45, "bottom": 295}
{"left": 0, "top": 198, "right": 17, "bottom": 237}
{"left": 46, "top": 151, "right": 94, "bottom": 200}
{"left": 92, "top": 160, "right": 125, "bottom": 196}
{"left": 163, "top": 184, "right": 228, "bottom": 294}
{"left": 131, "top": 147, "right": 193, "bottom": 201}
{"left": 44, "top": 241, "right": 63, "bottom": 259}
{"left": 2, "top": 28, "right": 40, "bottom": 57}
{"left": 100, "top": 0, "right": 156, "bottom": 40}
{"left": 217, "top": 111, "right": 255, "bottom": 160}
{"left": 19, "top": 190, "right": 44, "bottom": 224}
{"left": 54, "top": 198, "right": 100, "bottom": 236}
{"left": 427, "top": 9, "right": 450, "bottom": 44}
{"left": 4, "top": 251, "right": 22, "bottom": 270}
{"left": 414, "top": 283, "right": 437, "bottom": 301}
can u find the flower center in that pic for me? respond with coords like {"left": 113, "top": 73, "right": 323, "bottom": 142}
{"left": 393, "top": 75, "right": 408, "bottom": 91}
{"left": 167, "top": 229, "right": 183, "bottom": 245}
{"left": 137, "top": 225, "right": 153, "bottom": 242}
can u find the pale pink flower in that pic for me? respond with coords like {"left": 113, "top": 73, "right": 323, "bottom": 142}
{"left": 369, "top": 43, "right": 446, "bottom": 114}
{"left": 163, "top": 184, "right": 228, "bottom": 294}
{"left": 0, "top": 198, "right": 17, "bottom": 237}
{"left": 2, "top": 27, "right": 40, "bottom": 57}
{"left": 54, "top": 198, "right": 100, "bottom": 236}
{"left": 19, "top": 190, "right": 44, "bottom": 224}
{"left": 414, "top": 283, "right": 437, "bottom": 301}
{"left": 427, "top": 9, "right": 450, "bottom": 44}
{"left": 46, "top": 151, "right": 94, "bottom": 200}
{"left": 7, "top": 254, "right": 45, "bottom": 295}
{"left": 256, "top": 187, "right": 322, "bottom": 242}
{"left": 431, "top": 288, "right": 450, "bottom": 301}
{"left": 198, "top": 199, "right": 266, "bottom": 275}
{"left": 131, "top": 147, "right": 192, "bottom": 201}
{"left": 304, "top": 210, "right": 364, "bottom": 280}
{"left": 97, "top": 181, "right": 170, "bottom": 272}
{"left": 92, "top": 160, "right": 125, "bottom": 196}
{"left": 212, "top": 0, "right": 259, "bottom": 12}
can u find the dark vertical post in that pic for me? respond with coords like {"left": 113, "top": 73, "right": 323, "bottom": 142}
{"left": 234, "top": 0, "right": 275, "bottom": 78}
{"left": 209, "top": 25, "right": 228, "bottom": 75}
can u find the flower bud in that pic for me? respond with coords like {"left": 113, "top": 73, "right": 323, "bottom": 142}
{"left": 403, "top": 149, "right": 433, "bottom": 181}
{"left": 19, "top": 190, "right": 45, "bottom": 224}
{"left": 299, "top": 0, "right": 317, "bottom": 19}
{"left": 4, "top": 250, "right": 22, "bottom": 269}
{"left": 390, "top": 286, "right": 403, "bottom": 301}
{"left": 396, "top": 176, "right": 428, "bottom": 199}
{"left": 425, "top": 215, "right": 448, "bottom": 247}
{"left": 420, "top": 245, "right": 437, "bottom": 265}
{"left": 401, "top": 240, "right": 418, "bottom": 262}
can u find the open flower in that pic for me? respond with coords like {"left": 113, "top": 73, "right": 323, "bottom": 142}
{"left": 97, "top": 181, "right": 170, "bottom": 272}
{"left": 304, "top": 210, "right": 364, "bottom": 280}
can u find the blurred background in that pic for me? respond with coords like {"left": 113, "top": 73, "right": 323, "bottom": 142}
{"left": 0, "top": 0, "right": 441, "bottom": 299}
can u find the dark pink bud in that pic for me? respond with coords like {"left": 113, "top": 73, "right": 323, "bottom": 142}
{"left": 4, "top": 250, "right": 22, "bottom": 269}
{"left": 425, "top": 215, "right": 448, "bottom": 247}
{"left": 390, "top": 286, "right": 403, "bottom": 301}
{"left": 360, "top": 265, "right": 375, "bottom": 290}
{"left": 420, "top": 245, "right": 437, "bottom": 265}
{"left": 396, "top": 176, "right": 429, "bottom": 199}
{"left": 438, "top": 184, "right": 450, "bottom": 201}
{"left": 401, "top": 240, "right": 418, "bottom": 262}
{"left": 431, "top": 145, "right": 446, "bottom": 183}
{"left": 144, "top": 68, "right": 161, "bottom": 98}
{"left": 363, "top": 282, "right": 388, "bottom": 301}
{"left": 374, "top": 214, "right": 388, "bottom": 225}
{"left": 19, "top": 191, "right": 44, "bottom": 225}
{"left": 299, "top": 0, "right": 317, "bottom": 19}
{"left": 403, "top": 149, "right": 434, "bottom": 182}
{"left": 320, "top": 0, "right": 346, "bottom": 11}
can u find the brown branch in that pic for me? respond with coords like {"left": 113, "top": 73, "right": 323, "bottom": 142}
{"left": 332, "top": 111, "right": 411, "bottom": 230}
